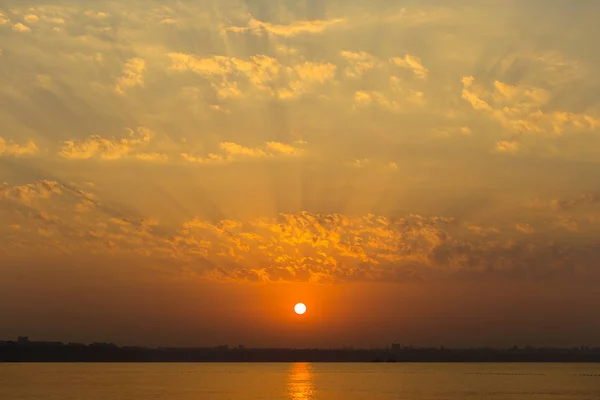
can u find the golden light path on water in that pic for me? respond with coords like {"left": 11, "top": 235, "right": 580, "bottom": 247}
{"left": 288, "top": 362, "right": 315, "bottom": 400}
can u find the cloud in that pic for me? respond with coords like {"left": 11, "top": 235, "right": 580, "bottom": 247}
{"left": 347, "top": 158, "right": 398, "bottom": 170}
{"left": 168, "top": 53, "right": 232, "bottom": 76}
{"left": 168, "top": 53, "right": 336, "bottom": 99}
{"left": 354, "top": 83, "right": 424, "bottom": 112}
{"left": 432, "top": 126, "right": 472, "bottom": 138}
{"left": 46, "top": 17, "right": 66, "bottom": 25}
{"left": 461, "top": 77, "right": 600, "bottom": 135}
{"left": 461, "top": 76, "right": 492, "bottom": 111}
{"left": 2, "top": 0, "right": 600, "bottom": 288}
{"left": 550, "top": 193, "right": 598, "bottom": 212}
{"left": 340, "top": 51, "right": 378, "bottom": 78}
{"left": 224, "top": 15, "right": 344, "bottom": 37}
{"left": 83, "top": 10, "right": 109, "bottom": 19}
{"left": 0, "top": 180, "right": 62, "bottom": 205}
{"left": 0, "top": 138, "right": 38, "bottom": 156}
{"left": 5, "top": 178, "right": 600, "bottom": 283}
{"left": 165, "top": 212, "right": 600, "bottom": 283}
{"left": 24, "top": 14, "right": 40, "bottom": 24}
{"left": 169, "top": 213, "right": 459, "bottom": 282}
{"left": 135, "top": 152, "right": 168, "bottom": 162}
{"left": 391, "top": 55, "right": 429, "bottom": 80}
{"left": 12, "top": 23, "right": 31, "bottom": 33}
{"left": 181, "top": 141, "right": 305, "bottom": 164}
{"left": 516, "top": 223, "right": 535, "bottom": 234}
{"left": 59, "top": 127, "right": 161, "bottom": 160}
{"left": 115, "top": 58, "right": 146, "bottom": 94}
{"left": 495, "top": 140, "right": 521, "bottom": 154}
{"left": 354, "top": 90, "right": 399, "bottom": 111}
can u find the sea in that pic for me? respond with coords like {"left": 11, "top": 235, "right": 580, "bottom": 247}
{"left": 1, "top": 362, "right": 599, "bottom": 399}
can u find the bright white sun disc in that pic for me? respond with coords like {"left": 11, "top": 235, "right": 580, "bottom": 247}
{"left": 294, "top": 303, "right": 307, "bottom": 315}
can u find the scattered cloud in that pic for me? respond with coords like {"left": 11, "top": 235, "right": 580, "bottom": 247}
{"left": 432, "top": 126, "right": 472, "bottom": 138}
{"left": 340, "top": 51, "right": 378, "bottom": 78}
{"left": 0, "top": 1, "right": 600, "bottom": 289}
{"left": 347, "top": 158, "right": 398, "bottom": 170}
{"left": 0, "top": 138, "right": 38, "bottom": 157}
{"left": 224, "top": 16, "right": 344, "bottom": 37}
{"left": 135, "top": 152, "right": 168, "bottom": 162}
{"left": 495, "top": 140, "right": 521, "bottom": 154}
{"left": 168, "top": 53, "right": 336, "bottom": 100}
{"left": 181, "top": 141, "right": 305, "bottom": 164}
{"left": 24, "top": 14, "right": 40, "bottom": 24}
{"left": 354, "top": 83, "right": 424, "bottom": 112}
{"left": 0, "top": 180, "right": 62, "bottom": 205}
{"left": 391, "top": 55, "right": 429, "bottom": 80}
{"left": 59, "top": 127, "right": 156, "bottom": 160}
{"left": 83, "top": 10, "right": 109, "bottom": 19}
{"left": 115, "top": 58, "right": 146, "bottom": 95}
{"left": 516, "top": 223, "right": 535, "bottom": 234}
{"left": 461, "top": 77, "right": 600, "bottom": 135}
{"left": 551, "top": 193, "right": 598, "bottom": 212}
{"left": 12, "top": 23, "right": 31, "bottom": 33}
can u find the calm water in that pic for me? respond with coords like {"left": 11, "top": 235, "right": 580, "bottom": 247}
{"left": 1, "top": 363, "right": 599, "bottom": 399}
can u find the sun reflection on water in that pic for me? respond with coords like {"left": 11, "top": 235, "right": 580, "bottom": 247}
{"left": 287, "top": 362, "right": 315, "bottom": 400}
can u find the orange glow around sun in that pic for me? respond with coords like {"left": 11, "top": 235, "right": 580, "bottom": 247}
{"left": 294, "top": 303, "right": 307, "bottom": 315}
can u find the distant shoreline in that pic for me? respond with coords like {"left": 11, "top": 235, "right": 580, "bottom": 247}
{"left": 2, "top": 338, "right": 600, "bottom": 363}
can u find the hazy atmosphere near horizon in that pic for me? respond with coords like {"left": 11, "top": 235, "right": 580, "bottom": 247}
{"left": 2, "top": 0, "right": 600, "bottom": 349}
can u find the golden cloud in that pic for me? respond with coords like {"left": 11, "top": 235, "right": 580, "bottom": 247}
{"left": 391, "top": 55, "right": 429, "bottom": 80}
{"left": 165, "top": 212, "right": 600, "bottom": 282}
{"left": 224, "top": 16, "right": 344, "bottom": 37}
{"left": 24, "top": 14, "right": 40, "bottom": 23}
{"left": 12, "top": 23, "right": 31, "bottom": 33}
{"left": 4, "top": 181, "right": 600, "bottom": 282}
{"left": 83, "top": 10, "right": 109, "bottom": 19}
{"left": 340, "top": 51, "right": 378, "bottom": 78}
{"left": 516, "top": 223, "right": 535, "bottom": 234}
{"left": 168, "top": 53, "right": 336, "bottom": 99}
{"left": 0, "top": 138, "right": 38, "bottom": 156}
{"left": 495, "top": 140, "right": 521, "bottom": 154}
{"left": 59, "top": 127, "right": 161, "bottom": 160}
{"left": 462, "top": 77, "right": 600, "bottom": 135}
{"left": 115, "top": 57, "right": 146, "bottom": 95}
{"left": 0, "top": 180, "right": 61, "bottom": 205}
{"left": 354, "top": 84, "right": 424, "bottom": 112}
{"left": 347, "top": 158, "right": 398, "bottom": 170}
{"left": 461, "top": 76, "right": 492, "bottom": 111}
{"left": 181, "top": 141, "right": 305, "bottom": 164}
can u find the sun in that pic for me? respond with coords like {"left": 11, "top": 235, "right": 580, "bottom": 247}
{"left": 294, "top": 303, "right": 307, "bottom": 315}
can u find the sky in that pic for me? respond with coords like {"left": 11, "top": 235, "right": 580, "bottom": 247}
{"left": 1, "top": 0, "right": 600, "bottom": 348}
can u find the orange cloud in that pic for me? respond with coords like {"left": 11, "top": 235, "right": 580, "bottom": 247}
{"left": 168, "top": 53, "right": 335, "bottom": 99}
{"left": 461, "top": 77, "right": 600, "bottom": 135}
{"left": 0, "top": 138, "right": 38, "bottom": 156}
{"left": 12, "top": 23, "right": 31, "bottom": 33}
{"left": 59, "top": 127, "right": 164, "bottom": 160}
{"left": 340, "top": 51, "right": 377, "bottom": 78}
{"left": 391, "top": 55, "right": 429, "bottom": 80}
{"left": 224, "top": 16, "right": 344, "bottom": 37}
{"left": 181, "top": 141, "right": 305, "bottom": 164}
{"left": 115, "top": 58, "right": 146, "bottom": 95}
{"left": 24, "top": 14, "right": 40, "bottom": 23}
{"left": 0, "top": 180, "right": 61, "bottom": 205}
{"left": 495, "top": 140, "right": 521, "bottom": 154}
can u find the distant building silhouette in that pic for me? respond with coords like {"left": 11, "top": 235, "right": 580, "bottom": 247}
{"left": 2, "top": 336, "right": 600, "bottom": 363}
{"left": 17, "top": 336, "right": 30, "bottom": 345}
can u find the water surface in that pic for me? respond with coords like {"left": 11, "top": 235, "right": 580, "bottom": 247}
{"left": 1, "top": 362, "right": 599, "bottom": 399}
